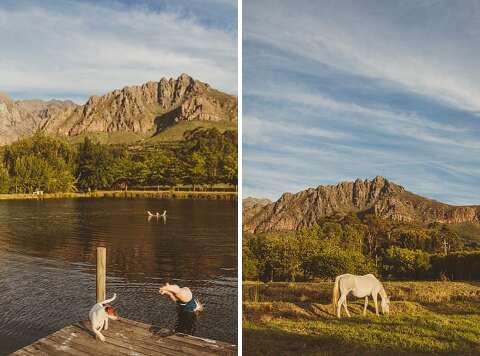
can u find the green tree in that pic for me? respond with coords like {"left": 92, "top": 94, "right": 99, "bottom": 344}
{"left": 3, "top": 134, "right": 76, "bottom": 193}
{"left": 382, "top": 247, "right": 431, "bottom": 279}
{"left": 76, "top": 137, "right": 115, "bottom": 190}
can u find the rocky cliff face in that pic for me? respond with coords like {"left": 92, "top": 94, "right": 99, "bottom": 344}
{"left": 42, "top": 74, "right": 237, "bottom": 136}
{"left": 0, "top": 93, "right": 76, "bottom": 145}
{"left": 243, "top": 197, "right": 272, "bottom": 225}
{"left": 243, "top": 176, "right": 480, "bottom": 233}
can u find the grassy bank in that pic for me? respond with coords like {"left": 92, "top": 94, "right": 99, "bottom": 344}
{"left": 243, "top": 281, "right": 480, "bottom": 355}
{"left": 0, "top": 190, "right": 237, "bottom": 201}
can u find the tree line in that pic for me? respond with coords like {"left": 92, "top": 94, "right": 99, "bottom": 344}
{"left": 0, "top": 128, "right": 237, "bottom": 194}
{"left": 243, "top": 213, "right": 480, "bottom": 281}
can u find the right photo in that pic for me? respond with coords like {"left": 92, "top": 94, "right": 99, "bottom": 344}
{"left": 242, "top": 1, "right": 480, "bottom": 355}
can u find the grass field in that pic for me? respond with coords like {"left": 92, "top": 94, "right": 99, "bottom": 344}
{"left": 243, "top": 281, "right": 480, "bottom": 355}
{"left": 62, "top": 120, "right": 237, "bottom": 145}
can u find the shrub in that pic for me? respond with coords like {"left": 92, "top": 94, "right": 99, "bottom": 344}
{"left": 431, "top": 251, "right": 480, "bottom": 280}
{"left": 382, "top": 247, "right": 431, "bottom": 279}
{"left": 306, "top": 248, "right": 376, "bottom": 279}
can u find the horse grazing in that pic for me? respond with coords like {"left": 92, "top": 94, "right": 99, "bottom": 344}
{"left": 332, "top": 274, "right": 390, "bottom": 318}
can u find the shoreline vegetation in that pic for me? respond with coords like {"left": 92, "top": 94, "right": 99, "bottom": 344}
{"left": 243, "top": 280, "right": 480, "bottom": 355}
{"left": 0, "top": 129, "right": 238, "bottom": 196}
{"left": 0, "top": 189, "right": 237, "bottom": 201}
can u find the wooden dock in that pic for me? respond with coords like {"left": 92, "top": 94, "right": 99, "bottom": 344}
{"left": 10, "top": 318, "right": 237, "bottom": 355}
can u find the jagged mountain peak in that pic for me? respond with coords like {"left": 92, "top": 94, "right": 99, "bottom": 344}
{"left": 41, "top": 74, "right": 237, "bottom": 137}
{"left": 243, "top": 177, "right": 480, "bottom": 233}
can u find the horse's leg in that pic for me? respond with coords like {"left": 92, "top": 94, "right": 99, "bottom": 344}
{"left": 363, "top": 296, "right": 368, "bottom": 316}
{"left": 373, "top": 293, "right": 379, "bottom": 316}
{"left": 343, "top": 297, "right": 351, "bottom": 317}
{"left": 337, "top": 294, "right": 346, "bottom": 318}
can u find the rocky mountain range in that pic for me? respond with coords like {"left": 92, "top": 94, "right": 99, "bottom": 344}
{"left": 0, "top": 74, "right": 237, "bottom": 144}
{"left": 0, "top": 92, "right": 75, "bottom": 145}
{"left": 243, "top": 176, "right": 480, "bottom": 233}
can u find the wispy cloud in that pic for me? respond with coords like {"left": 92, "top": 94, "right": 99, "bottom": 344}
{"left": 244, "top": 0, "right": 480, "bottom": 205}
{"left": 0, "top": 0, "right": 237, "bottom": 103}
{"left": 245, "top": 0, "right": 480, "bottom": 112}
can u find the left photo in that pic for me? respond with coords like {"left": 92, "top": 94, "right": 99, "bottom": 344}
{"left": 0, "top": 1, "right": 238, "bottom": 355}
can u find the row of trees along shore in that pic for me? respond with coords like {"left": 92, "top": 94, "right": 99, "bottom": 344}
{"left": 0, "top": 128, "right": 237, "bottom": 194}
{"left": 243, "top": 213, "right": 480, "bottom": 281}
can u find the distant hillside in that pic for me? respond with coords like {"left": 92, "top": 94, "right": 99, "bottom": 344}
{"left": 0, "top": 93, "right": 75, "bottom": 145}
{"left": 243, "top": 176, "right": 480, "bottom": 233}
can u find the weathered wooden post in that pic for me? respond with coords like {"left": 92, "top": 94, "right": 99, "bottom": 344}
{"left": 96, "top": 247, "right": 106, "bottom": 303}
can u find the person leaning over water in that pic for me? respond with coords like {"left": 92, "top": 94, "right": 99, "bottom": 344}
{"left": 159, "top": 283, "right": 204, "bottom": 334}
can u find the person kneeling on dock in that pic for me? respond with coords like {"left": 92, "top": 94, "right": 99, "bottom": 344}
{"left": 159, "top": 283, "right": 204, "bottom": 334}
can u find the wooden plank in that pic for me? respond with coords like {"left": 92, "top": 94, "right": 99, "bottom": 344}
{"left": 35, "top": 337, "right": 88, "bottom": 356}
{"left": 73, "top": 323, "right": 178, "bottom": 356}
{"left": 109, "top": 319, "right": 235, "bottom": 355}
{"left": 167, "top": 334, "right": 236, "bottom": 354}
{"left": 13, "top": 344, "right": 50, "bottom": 356}
{"left": 68, "top": 323, "right": 155, "bottom": 356}
{"left": 9, "top": 349, "right": 37, "bottom": 356}
{"left": 10, "top": 318, "right": 236, "bottom": 356}
{"left": 47, "top": 327, "right": 135, "bottom": 356}
{"left": 119, "top": 317, "right": 236, "bottom": 350}
{"left": 96, "top": 247, "right": 106, "bottom": 303}
{"left": 75, "top": 322, "right": 189, "bottom": 356}
{"left": 79, "top": 319, "right": 231, "bottom": 355}
{"left": 72, "top": 324, "right": 159, "bottom": 356}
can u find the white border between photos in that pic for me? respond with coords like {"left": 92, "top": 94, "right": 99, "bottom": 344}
{"left": 237, "top": 0, "right": 243, "bottom": 352}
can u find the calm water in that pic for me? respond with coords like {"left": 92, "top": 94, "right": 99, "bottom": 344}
{"left": 0, "top": 198, "right": 237, "bottom": 354}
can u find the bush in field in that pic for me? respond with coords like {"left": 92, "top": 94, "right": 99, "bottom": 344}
{"left": 431, "top": 251, "right": 480, "bottom": 280}
{"left": 381, "top": 246, "right": 431, "bottom": 279}
{"left": 246, "top": 232, "right": 311, "bottom": 282}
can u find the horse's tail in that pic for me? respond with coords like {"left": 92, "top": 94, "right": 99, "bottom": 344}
{"left": 332, "top": 276, "right": 340, "bottom": 315}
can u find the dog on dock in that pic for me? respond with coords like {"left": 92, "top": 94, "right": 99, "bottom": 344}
{"left": 88, "top": 293, "right": 118, "bottom": 342}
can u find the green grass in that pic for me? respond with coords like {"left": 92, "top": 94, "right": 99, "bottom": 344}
{"left": 61, "top": 120, "right": 237, "bottom": 145}
{"left": 243, "top": 281, "right": 480, "bottom": 355}
{"left": 448, "top": 223, "right": 480, "bottom": 248}
{"left": 64, "top": 131, "right": 148, "bottom": 145}
{"left": 147, "top": 120, "right": 237, "bottom": 143}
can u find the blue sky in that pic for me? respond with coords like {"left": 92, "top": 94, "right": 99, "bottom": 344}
{"left": 244, "top": 0, "right": 480, "bottom": 205}
{"left": 0, "top": 0, "right": 237, "bottom": 103}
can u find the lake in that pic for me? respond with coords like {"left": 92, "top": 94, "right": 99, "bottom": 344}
{"left": 0, "top": 198, "right": 237, "bottom": 354}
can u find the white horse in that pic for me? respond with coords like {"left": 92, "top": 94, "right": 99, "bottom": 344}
{"left": 332, "top": 274, "right": 390, "bottom": 318}
{"left": 160, "top": 210, "right": 167, "bottom": 218}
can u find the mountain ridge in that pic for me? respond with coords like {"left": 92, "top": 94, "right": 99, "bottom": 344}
{"left": 41, "top": 73, "right": 237, "bottom": 137}
{"left": 243, "top": 176, "right": 480, "bottom": 233}
{"left": 0, "top": 94, "right": 75, "bottom": 145}
{"left": 0, "top": 74, "right": 237, "bottom": 145}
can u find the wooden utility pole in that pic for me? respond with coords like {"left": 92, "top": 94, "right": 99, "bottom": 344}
{"left": 96, "top": 247, "right": 106, "bottom": 303}
{"left": 442, "top": 239, "right": 448, "bottom": 255}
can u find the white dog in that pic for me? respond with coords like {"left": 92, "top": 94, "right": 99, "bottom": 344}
{"left": 88, "top": 293, "right": 118, "bottom": 342}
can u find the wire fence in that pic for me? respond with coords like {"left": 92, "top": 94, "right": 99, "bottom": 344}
{"left": 120, "top": 185, "right": 237, "bottom": 193}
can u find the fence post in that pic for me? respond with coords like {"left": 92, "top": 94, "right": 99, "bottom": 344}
{"left": 96, "top": 247, "right": 106, "bottom": 303}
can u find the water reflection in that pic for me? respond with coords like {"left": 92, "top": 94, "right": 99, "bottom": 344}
{"left": 0, "top": 198, "right": 237, "bottom": 354}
